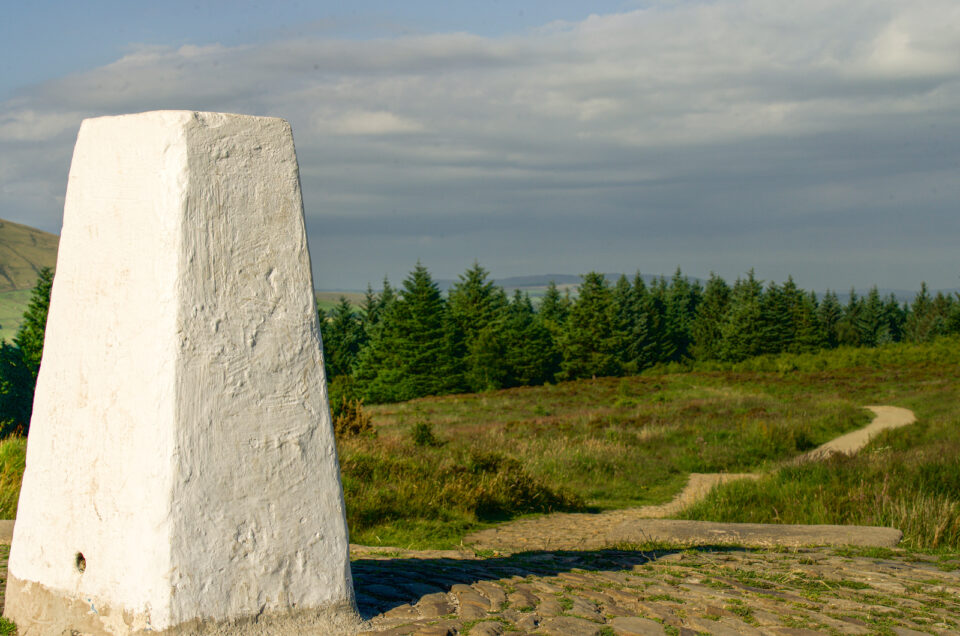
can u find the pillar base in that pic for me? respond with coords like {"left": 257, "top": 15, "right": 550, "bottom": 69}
{"left": 4, "top": 575, "right": 362, "bottom": 635}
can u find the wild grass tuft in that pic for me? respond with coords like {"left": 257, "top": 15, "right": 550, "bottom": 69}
{"left": 0, "top": 436, "right": 25, "bottom": 519}
{"left": 339, "top": 437, "right": 583, "bottom": 548}
{"left": 333, "top": 396, "right": 376, "bottom": 439}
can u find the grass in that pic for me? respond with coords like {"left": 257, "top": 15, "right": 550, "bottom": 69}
{"left": 0, "top": 290, "right": 32, "bottom": 343}
{"left": 315, "top": 291, "right": 366, "bottom": 314}
{"left": 338, "top": 336, "right": 960, "bottom": 548}
{"left": 676, "top": 337, "right": 960, "bottom": 551}
{"left": 360, "top": 377, "right": 868, "bottom": 511}
{"left": 0, "top": 437, "right": 25, "bottom": 519}
{"left": 341, "top": 440, "right": 581, "bottom": 547}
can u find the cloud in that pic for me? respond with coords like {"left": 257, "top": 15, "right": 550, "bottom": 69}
{"left": 2, "top": 0, "right": 959, "bottom": 290}
{"left": 0, "top": 108, "right": 80, "bottom": 142}
{"left": 321, "top": 110, "right": 424, "bottom": 135}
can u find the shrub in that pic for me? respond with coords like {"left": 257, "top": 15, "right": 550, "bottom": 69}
{"left": 410, "top": 420, "right": 441, "bottom": 447}
{"left": 333, "top": 396, "right": 375, "bottom": 440}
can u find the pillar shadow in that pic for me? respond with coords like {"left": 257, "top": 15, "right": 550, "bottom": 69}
{"left": 350, "top": 545, "right": 750, "bottom": 620}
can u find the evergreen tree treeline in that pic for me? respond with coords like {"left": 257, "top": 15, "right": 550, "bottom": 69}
{"left": 0, "top": 267, "right": 53, "bottom": 436}
{"left": 321, "top": 264, "right": 960, "bottom": 405}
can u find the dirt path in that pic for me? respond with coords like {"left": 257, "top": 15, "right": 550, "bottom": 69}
{"left": 464, "top": 405, "right": 917, "bottom": 552}
{"left": 798, "top": 405, "right": 916, "bottom": 461}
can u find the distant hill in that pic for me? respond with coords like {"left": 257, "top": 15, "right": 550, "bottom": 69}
{"left": 320, "top": 273, "right": 958, "bottom": 307}
{"left": 434, "top": 273, "right": 694, "bottom": 295}
{"left": 0, "top": 219, "right": 59, "bottom": 341}
{"left": 0, "top": 219, "right": 58, "bottom": 292}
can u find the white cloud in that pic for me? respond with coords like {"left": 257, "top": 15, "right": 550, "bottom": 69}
{"left": 324, "top": 110, "right": 423, "bottom": 135}
{"left": 0, "top": 109, "right": 80, "bottom": 142}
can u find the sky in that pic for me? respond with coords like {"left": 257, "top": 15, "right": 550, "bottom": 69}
{"left": 1, "top": 1, "right": 958, "bottom": 292}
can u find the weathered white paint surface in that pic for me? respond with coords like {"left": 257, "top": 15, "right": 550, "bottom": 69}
{"left": 6, "top": 111, "right": 355, "bottom": 633}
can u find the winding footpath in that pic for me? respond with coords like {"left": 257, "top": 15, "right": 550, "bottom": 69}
{"left": 463, "top": 406, "right": 917, "bottom": 553}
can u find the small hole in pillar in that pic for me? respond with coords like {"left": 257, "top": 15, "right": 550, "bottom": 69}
{"left": 75, "top": 552, "right": 86, "bottom": 573}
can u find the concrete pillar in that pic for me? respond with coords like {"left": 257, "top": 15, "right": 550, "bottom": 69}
{"left": 4, "top": 111, "right": 358, "bottom": 634}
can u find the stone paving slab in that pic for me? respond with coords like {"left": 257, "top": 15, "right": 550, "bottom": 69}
{"left": 351, "top": 545, "right": 960, "bottom": 635}
{"left": 0, "top": 520, "right": 13, "bottom": 545}
{"left": 466, "top": 517, "right": 903, "bottom": 553}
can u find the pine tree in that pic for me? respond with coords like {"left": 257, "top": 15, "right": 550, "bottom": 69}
{"left": 929, "top": 291, "right": 954, "bottom": 340}
{"left": 15, "top": 267, "right": 53, "bottom": 376}
{"left": 448, "top": 262, "right": 506, "bottom": 336}
{"left": 881, "top": 294, "right": 906, "bottom": 343}
{"left": 836, "top": 288, "right": 862, "bottom": 347}
{"left": 663, "top": 268, "right": 700, "bottom": 361}
{"left": 717, "top": 270, "right": 765, "bottom": 362}
{"left": 613, "top": 275, "right": 639, "bottom": 372}
{"left": 502, "top": 291, "right": 560, "bottom": 386}
{"left": 361, "top": 278, "right": 396, "bottom": 328}
{"left": 856, "top": 287, "right": 885, "bottom": 347}
{"left": 792, "top": 291, "right": 822, "bottom": 353}
{"left": 817, "top": 290, "right": 843, "bottom": 349}
{"left": 690, "top": 273, "right": 730, "bottom": 361}
{"left": 354, "top": 263, "right": 463, "bottom": 402}
{"left": 538, "top": 281, "right": 569, "bottom": 335}
{"left": 447, "top": 263, "right": 509, "bottom": 391}
{"left": 647, "top": 277, "right": 673, "bottom": 364}
{"left": 948, "top": 293, "right": 960, "bottom": 335}
{"left": 904, "top": 283, "right": 936, "bottom": 343}
{"left": 360, "top": 283, "right": 379, "bottom": 325}
{"left": 558, "top": 272, "right": 622, "bottom": 380}
{"left": 759, "top": 281, "right": 791, "bottom": 354}
{"left": 0, "top": 268, "right": 54, "bottom": 435}
{"left": 319, "top": 296, "right": 367, "bottom": 379}
{"left": 0, "top": 343, "right": 33, "bottom": 437}
{"left": 630, "top": 274, "right": 659, "bottom": 369}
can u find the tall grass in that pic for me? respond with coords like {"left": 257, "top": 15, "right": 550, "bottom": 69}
{"left": 0, "top": 436, "right": 25, "bottom": 519}
{"left": 366, "top": 376, "right": 868, "bottom": 513}
{"left": 340, "top": 437, "right": 582, "bottom": 547}
{"left": 680, "top": 387, "right": 960, "bottom": 550}
{"left": 684, "top": 334, "right": 960, "bottom": 375}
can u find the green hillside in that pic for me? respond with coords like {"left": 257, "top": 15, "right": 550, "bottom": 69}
{"left": 0, "top": 219, "right": 59, "bottom": 341}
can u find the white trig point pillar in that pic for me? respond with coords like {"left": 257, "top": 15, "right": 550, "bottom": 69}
{"left": 5, "top": 111, "right": 358, "bottom": 634}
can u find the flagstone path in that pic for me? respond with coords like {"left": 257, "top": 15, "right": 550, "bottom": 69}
{"left": 353, "top": 544, "right": 960, "bottom": 635}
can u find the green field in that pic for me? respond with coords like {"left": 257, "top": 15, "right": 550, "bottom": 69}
{"left": 316, "top": 291, "right": 366, "bottom": 313}
{"left": 0, "top": 290, "right": 32, "bottom": 342}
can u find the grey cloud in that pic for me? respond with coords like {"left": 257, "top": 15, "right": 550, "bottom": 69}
{"left": 2, "top": 0, "right": 959, "bottom": 289}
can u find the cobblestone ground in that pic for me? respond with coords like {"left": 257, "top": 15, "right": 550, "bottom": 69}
{"left": 352, "top": 545, "right": 960, "bottom": 635}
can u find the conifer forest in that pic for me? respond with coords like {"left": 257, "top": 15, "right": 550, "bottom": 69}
{"left": 321, "top": 263, "right": 960, "bottom": 407}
